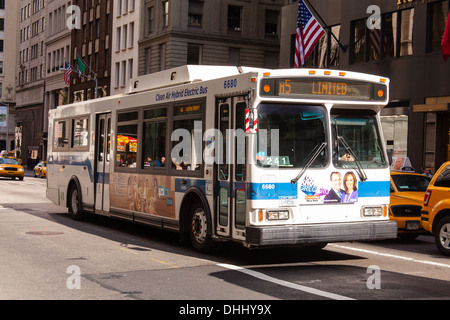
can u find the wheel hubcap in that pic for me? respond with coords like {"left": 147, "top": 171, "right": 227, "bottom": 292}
{"left": 439, "top": 223, "right": 450, "bottom": 250}
{"left": 191, "top": 208, "right": 207, "bottom": 244}
{"left": 71, "top": 190, "right": 78, "bottom": 214}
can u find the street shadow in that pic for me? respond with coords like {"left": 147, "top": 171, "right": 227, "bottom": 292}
{"left": 7, "top": 201, "right": 442, "bottom": 266}
{"left": 209, "top": 264, "right": 450, "bottom": 300}
{"left": 6, "top": 204, "right": 364, "bottom": 266}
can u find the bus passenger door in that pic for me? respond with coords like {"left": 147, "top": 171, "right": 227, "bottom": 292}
{"left": 95, "top": 113, "right": 111, "bottom": 212}
{"left": 216, "top": 97, "right": 247, "bottom": 241}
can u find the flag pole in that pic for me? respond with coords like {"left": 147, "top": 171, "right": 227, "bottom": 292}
{"left": 304, "top": 0, "right": 347, "bottom": 52}
{"left": 76, "top": 54, "right": 98, "bottom": 99}
{"left": 62, "top": 59, "right": 98, "bottom": 99}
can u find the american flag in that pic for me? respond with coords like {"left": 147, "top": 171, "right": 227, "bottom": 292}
{"left": 294, "top": 0, "right": 325, "bottom": 68}
{"left": 64, "top": 61, "right": 73, "bottom": 86}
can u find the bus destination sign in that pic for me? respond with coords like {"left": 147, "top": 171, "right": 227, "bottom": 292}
{"left": 261, "top": 78, "right": 387, "bottom": 102}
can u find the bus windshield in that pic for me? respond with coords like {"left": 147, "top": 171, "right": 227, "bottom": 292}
{"left": 331, "top": 109, "right": 386, "bottom": 168}
{"left": 257, "top": 104, "right": 328, "bottom": 168}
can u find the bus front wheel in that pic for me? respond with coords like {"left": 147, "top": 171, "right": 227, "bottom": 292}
{"left": 189, "top": 200, "right": 217, "bottom": 253}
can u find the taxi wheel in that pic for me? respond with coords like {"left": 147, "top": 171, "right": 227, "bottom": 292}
{"left": 435, "top": 216, "right": 450, "bottom": 256}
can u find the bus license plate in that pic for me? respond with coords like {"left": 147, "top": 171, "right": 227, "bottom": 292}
{"left": 406, "top": 221, "right": 420, "bottom": 230}
{"left": 279, "top": 197, "right": 296, "bottom": 207}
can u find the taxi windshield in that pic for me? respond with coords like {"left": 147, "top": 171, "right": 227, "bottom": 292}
{"left": 0, "top": 158, "right": 19, "bottom": 165}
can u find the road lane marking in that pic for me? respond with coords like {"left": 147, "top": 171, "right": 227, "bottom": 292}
{"left": 330, "top": 244, "right": 450, "bottom": 269}
{"left": 151, "top": 258, "right": 179, "bottom": 268}
{"left": 217, "top": 263, "right": 354, "bottom": 300}
{"left": 116, "top": 246, "right": 139, "bottom": 255}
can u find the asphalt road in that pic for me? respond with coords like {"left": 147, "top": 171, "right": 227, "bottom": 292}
{"left": 1, "top": 175, "right": 449, "bottom": 308}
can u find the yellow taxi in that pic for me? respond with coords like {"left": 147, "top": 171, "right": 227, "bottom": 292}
{"left": 0, "top": 157, "right": 24, "bottom": 180}
{"left": 33, "top": 161, "right": 47, "bottom": 178}
{"left": 421, "top": 161, "right": 450, "bottom": 256}
{"left": 389, "top": 171, "right": 431, "bottom": 240}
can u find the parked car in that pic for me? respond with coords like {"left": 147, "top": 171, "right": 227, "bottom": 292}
{"left": 421, "top": 161, "right": 450, "bottom": 256}
{"left": 33, "top": 161, "right": 47, "bottom": 178}
{"left": 389, "top": 171, "right": 431, "bottom": 240}
{"left": 0, "top": 157, "right": 24, "bottom": 180}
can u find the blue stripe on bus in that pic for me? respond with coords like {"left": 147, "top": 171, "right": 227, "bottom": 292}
{"left": 174, "top": 179, "right": 390, "bottom": 200}
{"left": 248, "top": 183, "right": 298, "bottom": 200}
{"left": 247, "top": 181, "right": 390, "bottom": 200}
{"left": 357, "top": 181, "right": 390, "bottom": 197}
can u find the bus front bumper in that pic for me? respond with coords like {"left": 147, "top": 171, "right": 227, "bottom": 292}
{"left": 245, "top": 220, "right": 398, "bottom": 247}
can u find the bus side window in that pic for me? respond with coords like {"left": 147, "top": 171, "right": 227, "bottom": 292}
{"left": 143, "top": 107, "right": 167, "bottom": 169}
{"left": 171, "top": 102, "right": 203, "bottom": 173}
{"left": 235, "top": 102, "right": 246, "bottom": 182}
{"left": 116, "top": 111, "right": 138, "bottom": 168}
{"left": 54, "top": 120, "right": 69, "bottom": 149}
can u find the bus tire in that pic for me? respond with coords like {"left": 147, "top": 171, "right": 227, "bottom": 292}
{"left": 189, "top": 200, "right": 217, "bottom": 253}
{"left": 434, "top": 216, "right": 450, "bottom": 256}
{"left": 68, "top": 183, "right": 85, "bottom": 220}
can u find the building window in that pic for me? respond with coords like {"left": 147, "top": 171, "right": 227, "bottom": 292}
{"left": 299, "top": 25, "right": 339, "bottom": 68}
{"left": 265, "top": 10, "right": 278, "bottom": 36}
{"left": 352, "top": 19, "right": 366, "bottom": 64}
{"left": 147, "top": 6, "right": 154, "bottom": 34}
{"left": 351, "top": 8, "right": 414, "bottom": 64}
{"left": 116, "top": 26, "right": 121, "bottom": 51}
{"left": 162, "top": 1, "right": 169, "bottom": 28}
{"left": 187, "top": 43, "right": 202, "bottom": 64}
{"left": 428, "top": 0, "right": 449, "bottom": 52}
{"left": 228, "top": 5, "right": 242, "bottom": 32}
{"left": 399, "top": 9, "right": 414, "bottom": 57}
{"left": 159, "top": 43, "right": 166, "bottom": 71}
{"left": 188, "top": 0, "right": 203, "bottom": 27}
{"left": 229, "top": 47, "right": 240, "bottom": 66}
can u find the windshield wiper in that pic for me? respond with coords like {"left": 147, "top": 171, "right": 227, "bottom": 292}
{"left": 291, "top": 142, "right": 327, "bottom": 184}
{"left": 336, "top": 135, "right": 368, "bottom": 182}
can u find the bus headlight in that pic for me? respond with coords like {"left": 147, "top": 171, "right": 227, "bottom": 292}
{"left": 267, "top": 210, "right": 289, "bottom": 221}
{"left": 361, "top": 206, "right": 383, "bottom": 217}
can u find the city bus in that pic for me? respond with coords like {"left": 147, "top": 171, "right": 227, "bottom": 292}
{"left": 46, "top": 65, "right": 397, "bottom": 252}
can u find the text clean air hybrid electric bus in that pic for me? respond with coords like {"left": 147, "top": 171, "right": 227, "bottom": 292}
{"left": 47, "top": 65, "right": 397, "bottom": 252}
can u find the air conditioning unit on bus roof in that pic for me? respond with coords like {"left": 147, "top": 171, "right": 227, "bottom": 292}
{"left": 125, "top": 65, "right": 255, "bottom": 95}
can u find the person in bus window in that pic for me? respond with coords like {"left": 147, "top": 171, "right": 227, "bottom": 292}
{"left": 145, "top": 156, "right": 156, "bottom": 167}
{"left": 341, "top": 172, "right": 358, "bottom": 203}
{"left": 159, "top": 157, "right": 166, "bottom": 167}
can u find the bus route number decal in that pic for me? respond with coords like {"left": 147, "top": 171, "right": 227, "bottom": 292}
{"left": 224, "top": 79, "right": 238, "bottom": 89}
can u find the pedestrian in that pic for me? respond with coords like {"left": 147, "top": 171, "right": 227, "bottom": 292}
{"left": 422, "top": 166, "right": 433, "bottom": 178}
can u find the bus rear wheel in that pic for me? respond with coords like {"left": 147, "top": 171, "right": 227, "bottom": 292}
{"left": 68, "top": 184, "right": 85, "bottom": 220}
{"left": 189, "top": 201, "right": 217, "bottom": 253}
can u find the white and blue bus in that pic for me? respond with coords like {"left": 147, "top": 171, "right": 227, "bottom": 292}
{"left": 47, "top": 65, "right": 397, "bottom": 252}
